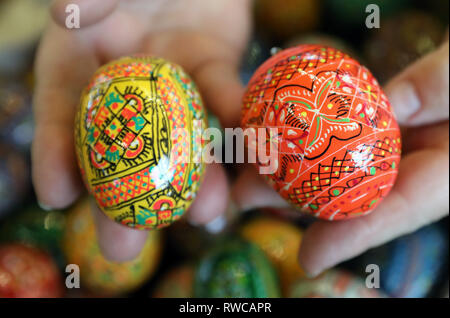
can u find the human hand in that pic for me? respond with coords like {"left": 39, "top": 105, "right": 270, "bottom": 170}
{"left": 232, "top": 40, "right": 449, "bottom": 276}
{"left": 32, "top": 0, "right": 251, "bottom": 261}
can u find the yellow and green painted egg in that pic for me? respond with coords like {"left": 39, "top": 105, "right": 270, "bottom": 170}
{"left": 63, "top": 197, "right": 162, "bottom": 296}
{"left": 74, "top": 56, "right": 206, "bottom": 230}
{"left": 194, "top": 239, "right": 281, "bottom": 298}
{"left": 240, "top": 216, "right": 305, "bottom": 294}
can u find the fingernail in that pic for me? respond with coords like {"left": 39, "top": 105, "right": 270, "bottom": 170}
{"left": 305, "top": 270, "right": 321, "bottom": 279}
{"left": 38, "top": 201, "right": 52, "bottom": 211}
{"left": 299, "top": 261, "right": 321, "bottom": 278}
{"left": 298, "top": 254, "right": 322, "bottom": 278}
{"left": 386, "top": 81, "right": 421, "bottom": 124}
{"left": 204, "top": 214, "right": 227, "bottom": 234}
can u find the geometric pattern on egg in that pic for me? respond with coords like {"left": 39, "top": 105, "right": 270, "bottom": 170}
{"left": 74, "top": 56, "right": 206, "bottom": 229}
{"left": 242, "top": 45, "right": 401, "bottom": 220}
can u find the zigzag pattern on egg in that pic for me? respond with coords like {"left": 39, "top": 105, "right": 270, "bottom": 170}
{"left": 242, "top": 45, "right": 401, "bottom": 220}
{"left": 74, "top": 56, "right": 206, "bottom": 230}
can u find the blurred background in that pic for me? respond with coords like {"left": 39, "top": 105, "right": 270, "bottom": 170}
{"left": 0, "top": 0, "right": 448, "bottom": 298}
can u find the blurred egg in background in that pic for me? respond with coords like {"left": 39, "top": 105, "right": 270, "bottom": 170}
{"left": 0, "top": 243, "right": 64, "bottom": 297}
{"left": 62, "top": 198, "right": 163, "bottom": 296}
{"left": 194, "top": 239, "right": 281, "bottom": 298}
{"left": 288, "top": 269, "right": 383, "bottom": 298}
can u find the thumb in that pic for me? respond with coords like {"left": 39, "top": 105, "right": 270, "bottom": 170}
{"left": 90, "top": 198, "right": 148, "bottom": 262}
{"left": 51, "top": 0, "right": 119, "bottom": 28}
{"left": 384, "top": 41, "right": 449, "bottom": 126}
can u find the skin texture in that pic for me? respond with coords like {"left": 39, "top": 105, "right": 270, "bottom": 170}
{"left": 32, "top": 0, "right": 250, "bottom": 261}
{"left": 33, "top": 1, "right": 449, "bottom": 273}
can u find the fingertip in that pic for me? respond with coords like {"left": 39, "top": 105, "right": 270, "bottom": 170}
{"left": 51, "top": 0, "right": 119, "bottom": 28}
{"left": 385, "top": 80, "right": 421, "bottom": 125}
{"left": 91, "top": 200, "right": 148, "bottom": 263}
{"left": 385, "top": 41, "right": 449, "bottom": 126}
{"left": 298, "top": 222, "right": 329, "bottom": 278}
{"left": 187, "top": 163, "right": 229, "bottom": 225}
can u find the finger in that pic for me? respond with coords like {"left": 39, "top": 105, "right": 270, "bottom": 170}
{"left": 299, "top": 134, "right": 449, "bottom": 276}
{"left": 231, "top": 165, "right": 290, "bottom": 211}
{"left": 193, "top": 60, "right": 244, "bottom": 128}
{"left": 385, "top": 41, "right": 449, "bottom": 126}
{"left": 143, "top": 31, "right": 245, "bottom": 128}
{"left": 187, "top": 163, "right": 229, "bottom": 225}
{"left": 32, "top": 24, "right": 99, "bottom": 209}
{"left": 403, "top": 122, "right": 450, "bottom": 153}
{"left": 90, "top": 198, "right": 149, "bottom": 262}
{"left": 51, "top": 0, "right": 119, "bottom": 28}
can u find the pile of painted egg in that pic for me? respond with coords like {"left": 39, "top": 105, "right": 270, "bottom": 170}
{"left": 242, "top": 44, "right": 401, "bottom": 220}
{"left": 1, "top": 0, "right": 449, "bottom": 298}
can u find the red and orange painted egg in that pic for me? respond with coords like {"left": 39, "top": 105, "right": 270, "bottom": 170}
{"left": 0, "top": 243, "right": 63, "bottom": 298}
{"left": 74, "top": 56, "right": 206, "bottom": 230}
{"left": 242, "top": 45, "right": 401, "bottom": 220}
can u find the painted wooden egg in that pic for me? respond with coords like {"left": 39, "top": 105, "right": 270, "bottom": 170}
{"left": 0, "top": 205, "right": 66, "bottom": 268}
{"left": 0, "top": 243, "right": 63, "bottom": 298}
{"left": 354, "top": 223, "right": 448, "bottom": 298}
{"left": 74, "top": 56, "right": 206, "bottom": 230}
{"left": 288, "top": 269, "right": 382, "bottom": 298}
{"left": 63, "top": 197, "right": 162, "bottom": 296}
{"left": 194, "top": 239, "right": 281, "bottom": 298}
{"left": 152, "top": 264, "right": 195, "bottom": 298}
{"left": 241, "top": 45, "right": 401, "bottom": 220}
{"left": 240, "top": 216, "right": 304, "bottom": 295}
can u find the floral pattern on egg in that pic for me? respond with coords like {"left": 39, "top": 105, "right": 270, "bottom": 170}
{"left": 242, "top": 45, "right": 401, "bottom": 220}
